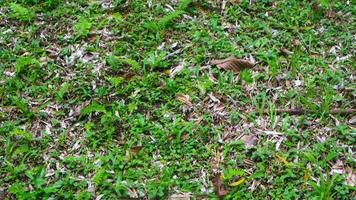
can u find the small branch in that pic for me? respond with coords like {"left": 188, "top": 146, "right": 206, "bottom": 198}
{"left": 264, "top": 108, "right": 356, "bottom": 115}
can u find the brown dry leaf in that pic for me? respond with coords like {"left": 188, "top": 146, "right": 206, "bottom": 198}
{"left": 279, "top": 48, "right": 293, "bottom": 56}
{"left": 175, "top": 94, "right": 192, "bottom": 107}
{"left": 168, "top": 193, "right": 191, "bottom": 200}
{"left": 330, "top": 160, "right": 345, "bottom": 175}
{"left": 126, "top": 146, "right": 143, "bottom": 158}
{"left": 348, "top": 116, "right": 356, "bottom": 125}
{"left": 211, "top": 56, "right": 254, "bottom": 72}
{"left": 292, "top": 39, "right": 301, "bottom": 46}
{"left": 310, "top": 54, "right": 320, "bottom": 59}
{"left": 312, "top": 3, "right": 319, "bottom": 12}
{"left": 345, "top": 167, "right": 356, "bottom": 187}
{"left": 213, "top": 173, "right": 228, "bottom": 199}
{"left": 240, "top": 135, "right": 258, "bottom": 149}
{"left": 325, "top": 9, "right": 337, "bottom": 19}
{"left": 130, "top": 146, "right": 142, "bottom": 155}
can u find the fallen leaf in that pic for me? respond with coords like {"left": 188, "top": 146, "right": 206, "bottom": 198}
{"left": 168, "top": 193, "right": 191, "bottom": 200}
{"left": 229, "top": 178, "right": 245, "bottom": 187}
{"left": 169, "top": 63, "right": 185, "bottom": 77}
{"left": 292, "top": 39, "right": 301, "bottom": 46}
{"left": 304, "top": 170, "right": 309, "bottom": 182}
{"left": 126, "top": 146, "right": 143, "bottom": 159}
{"left": 213, "top": 173, "right": 228, "bottom": 199}
{"left": 348, "top": 116, "right": 356, "bottom": 125}
{"left": 240, "top": 135, "right": 258, "bottom": 149}
{"left": 325, "top": 9, "right": 337, "bottom": 19}
{"left": 276, "top": 154, "right": 289, "bottom": 166}
{"left": 175, "top": 94, "right": 192, "bottom": 107}
{"left": 310, "top": 53, "right": 320, "bottom": 58}
{"left": 81, "top": 52, "right": 94, "bottom": 62}
{"left": 163, "top": 69, "right": 171, "bottom": 75}
{"left": 312, "top": 2, "right": 319, "bottom": 12}
{"left": 330, "top": 160, "right": 345, "bottom": 175}
{"left": 211, "top": 56, "right": 254, "bottom": 72}
{"left": 279, "top": 48, "right": 293, "bottom": 56}
{"left": 345, "top": 167, "right": 356, "bottom": 187}
{"left": 130, "top": 146, "right": 142, "bottom": 155}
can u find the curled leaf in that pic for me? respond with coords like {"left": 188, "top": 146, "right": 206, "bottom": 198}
{"left": 211, "top": 56, "right": 255, "bottom": 72}
{"left": 229, "top": 178, "right": 246, "bottom": 187}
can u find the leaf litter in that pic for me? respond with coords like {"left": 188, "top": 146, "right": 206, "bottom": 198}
{"left": 211, "top": 56, "right": 255, "bottom": 72}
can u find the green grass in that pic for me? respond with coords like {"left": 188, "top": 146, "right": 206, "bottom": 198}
{"left": 0, "top": 0, "right": 355, "bottom": 199}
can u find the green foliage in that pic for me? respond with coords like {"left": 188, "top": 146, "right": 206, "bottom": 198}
{"left": 55, "top": 82, "right": 70, "bottom": 102}
{"left": 118, "top": 57, "right": 141, "bottom": 71}
{"left": 44, "top": 0, "right": 61, "bottom": 10}
{"left": 74, "top": 17, "right": 92, "bottom": 38}
{"left": 1, "top": 0, "right": 354, "bottom": 199}
{"left": 15, "top": 57, "right": 40, "bottom": 74}
{"left": 240, "top": 69, "right": 253, "bottom": 84}
{"left": 158, "top": 10, "right": 185, "bottom": 29}
{"left": 80, "top": 102, "right": 106, "bottom": 116}
{"left": 144, "top": 0, "right": 191, "bottom": 32}
{"left": 309, "top": 173, "right": 338, "bottom": 200}
{"left": 178, "top": 0, "right": 192, "bottom": 10}
{"left": 10, "top": 129, "right": 33, "bottom": 141}
{"left": 144, "top": 51, "right": 168, "bottom": 69}
{"left": 10, "top": 3, "right": 34, "bottom": 22}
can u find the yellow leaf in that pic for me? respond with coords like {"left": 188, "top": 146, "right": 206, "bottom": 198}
{"left": 229, "top": 178, "right": 245, "bottom": 187}
{"left": 163, "top": 70, "right": 171, "bottom": 75}
{"left": 276, "top": 154, "right": 289, "bottom": 165}
{"left": 304, "top": 170, "right": 309, "bottom": 182}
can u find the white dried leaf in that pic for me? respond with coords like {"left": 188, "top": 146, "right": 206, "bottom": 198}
{"left": 240, "top": 135, "right": 258, "bottom": 149}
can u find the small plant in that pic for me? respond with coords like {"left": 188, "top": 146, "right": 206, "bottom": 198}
{"left": 10, "top": 3, "right": 34, "bottom": 22}
{"left": 144, "top": 51, "right": 168, "bottom": 69}
{"left": 240, "top": 69, "right": 253, "bottom": 84}
{"left": 44, "top": 0, "right": 61, "bottom": 10}
{"left": 144, "top": 0, "right": 192, "bottom": 32}
{"left": 309, "top": 172, "right": 338, "bottom": 200}
{"left": 55, "top": 82, "right": 70, "bottom": 102}
{"left": 14, "top": 57, "right": 41, "bottom": 83}
{"left": 74, "top": 17, "right": 92, "bottom": 38}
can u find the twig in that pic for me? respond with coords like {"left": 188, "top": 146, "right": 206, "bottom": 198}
{"left": 264, "top": 108, "right": 356, "bottom": 115}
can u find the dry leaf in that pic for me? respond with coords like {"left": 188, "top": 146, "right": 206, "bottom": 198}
{"left": 211, "top": 56, "right": 254, "bottom": 72}
{"left": 348, "top": 116, "right": 356, "bottom": 125}
{"left": 304, "top": 170, "right": 309, "bottom": 182}
{"left": 330, "top": 160, "right": 345, "bottom": 175}
{"left": 168, "top": 193, "right": 191, "bottom": 200}
{"left": 169, "top": 64, "right": 185, "bottom": 77}
{"left": 126, "top": 146, "right": 143, "bottom": 158}
{"left": 130, "top": 146, "right": 142, "bottom": 155}
{"left": 292, "top": 39, "right": 301, "bottom": 46}
{"left": 279, "top": 48, "right": 293, "bottom": 56}
{"left": 240, "top": 135, "right": 258, "bottom": 149}
{"left": 310, "top": 54, "right": 320, "bottom": 59}
{"left": 81, "top": 52, "right": 94, "bottom": 63}
{"left": 175, "top": 94, "right": 192, "bottom": 107}
{"left": 213, "top": 173, "right": 228, "bottom": 198}
{"left": 345, "top": 167, "right": 356, "bottom": 187}
{"left": 276, "top": 154, "right": 289, "bottom": 165}
{"left": 229, "top": 178, "right": 245, "bottom": 187}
